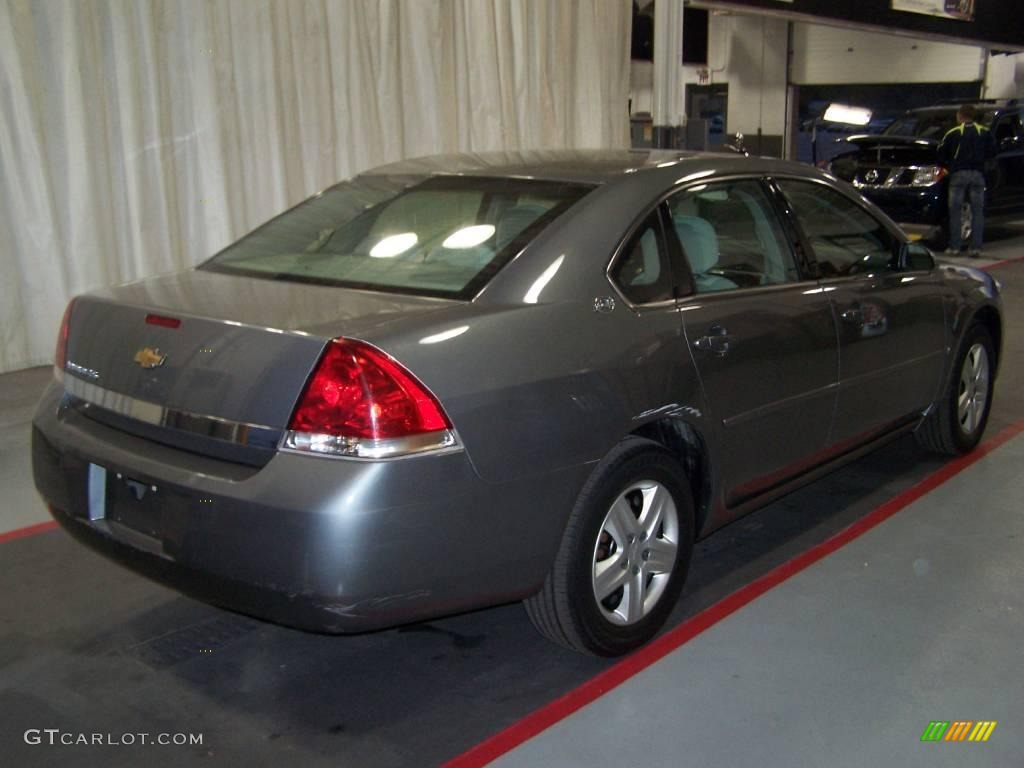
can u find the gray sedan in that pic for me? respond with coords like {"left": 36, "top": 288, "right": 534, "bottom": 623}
{"left": 32, "top": 150, "right": 1002, "bottom": 656}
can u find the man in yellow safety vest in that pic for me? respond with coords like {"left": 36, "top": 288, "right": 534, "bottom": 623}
{"left": 938, "top": 104, "right": 997, "bottom": 257}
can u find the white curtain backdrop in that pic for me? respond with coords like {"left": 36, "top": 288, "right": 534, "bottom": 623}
{"left": 0, "top": 0, "right": 631, "bottom": 373}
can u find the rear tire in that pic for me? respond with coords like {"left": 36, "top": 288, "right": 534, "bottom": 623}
{"left": 525, "top": 437, "right": 695, "bottom": 656}
{"left": 916, "top": 323, "right": 994, "bottom": 455}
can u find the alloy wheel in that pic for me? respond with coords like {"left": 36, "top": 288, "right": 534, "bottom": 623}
{"left": 591, "top": 480, "right": 679, "bottom": 626}
{"left": 957, "top": 342, "right": 990, "bottom": 435}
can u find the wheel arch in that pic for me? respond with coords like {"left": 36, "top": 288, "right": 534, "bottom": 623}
{"left": 970, "top": 304, "right": 1002, "bottom": 373}
{"left": 631, "top": 418, "right": 713, "bottom": 537}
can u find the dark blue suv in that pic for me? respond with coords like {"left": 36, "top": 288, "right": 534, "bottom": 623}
{"left": 828, "top": 100, "right": 1024, "bottom": 249}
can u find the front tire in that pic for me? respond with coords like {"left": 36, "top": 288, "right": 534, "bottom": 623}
{"left": 916, "top": 323, "right": 994, "bottom": 455}
{"left": 525, "top": 437, "right": 695, "bottom": 656}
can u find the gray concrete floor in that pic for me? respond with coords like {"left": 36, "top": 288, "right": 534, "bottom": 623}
{"left": 495, "top": 433, "right": 1024, "bottom": 768}
{"left": 1, "top": 237, "right": 1022, "bottom": 767}
{"left": 0, "top": 366, "right": 55, "bottom": 533}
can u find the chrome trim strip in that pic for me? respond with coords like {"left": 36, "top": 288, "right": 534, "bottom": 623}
{"left": 280, "top": 429, "right": 463, "bottom": 460}
{"left": 63, "top": 374, "right": 280, "bottom": 448}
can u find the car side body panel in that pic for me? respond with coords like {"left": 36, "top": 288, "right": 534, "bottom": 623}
{"left": 823, "top": 270, "right": 948, "bottom": 446}
{"left": 678, "top": 283, "right": 838, "bottom": 507}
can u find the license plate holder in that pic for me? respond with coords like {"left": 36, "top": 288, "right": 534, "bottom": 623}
{"left": 106, "top": 473, "right": 164, "bottom": 540}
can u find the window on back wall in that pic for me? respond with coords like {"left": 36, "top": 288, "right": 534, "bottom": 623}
{"left": 629, "top": 5, "right": 708, "bottom": 64}
{"left": 682, "top": 8, "right": 709, "bottom": 65}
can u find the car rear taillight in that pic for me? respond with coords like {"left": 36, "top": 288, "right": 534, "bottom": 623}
{"left": 54, "top": 299, "right": 75, "bottom": 378}
{"left": 283, "top": 339, "right": 457, "bottom": 459}
{"left": 145, "top": 313, "right": 182, "bottom": 328}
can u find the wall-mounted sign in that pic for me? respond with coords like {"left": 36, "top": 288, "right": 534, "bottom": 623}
{"left": 892, "top": 0, "right": 975, "bottom": 22}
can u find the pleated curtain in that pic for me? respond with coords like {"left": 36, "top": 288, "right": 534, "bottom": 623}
{"left": 0, "top": 0, "right": 631, "bottom": 372}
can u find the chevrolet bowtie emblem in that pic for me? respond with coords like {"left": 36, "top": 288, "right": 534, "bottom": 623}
{"left": 134, "top": 347, "right": 167, "bottom": 369}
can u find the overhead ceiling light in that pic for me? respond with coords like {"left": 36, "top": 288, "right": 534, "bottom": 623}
{"left": 823, "top": 103, "right": 873, "bottom": 126}
{"left": 442, "top": 224, "right": 495, "bottom": 250}
{"left": 370, "top": 232, "right": 418, "bottom": 258}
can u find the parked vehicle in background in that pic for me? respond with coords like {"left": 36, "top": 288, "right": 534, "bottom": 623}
{"left": 796, "top": 116, "right": 893, "bottom": 167}
{"left": 33, "top": 150, "right": 1002, "bottom": 657}
{"left": 828, "top": 100, "right": 1024, "bottom": 249}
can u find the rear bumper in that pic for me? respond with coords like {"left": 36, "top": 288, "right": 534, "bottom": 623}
{"left": 32, "top": 381, "right": 587, "bottom": 633}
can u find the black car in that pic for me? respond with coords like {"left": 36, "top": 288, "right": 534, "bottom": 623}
{"left": 828, "top": 100, "right": 1024, "bottom": 248}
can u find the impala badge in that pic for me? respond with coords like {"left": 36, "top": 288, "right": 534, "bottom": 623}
{"left": 134, "top": 347, "right": 167, "bottom": 369}
{"left": 865, "top": 169, "right": 880, "bottom": 184}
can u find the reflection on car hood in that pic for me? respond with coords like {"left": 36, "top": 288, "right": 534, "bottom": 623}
{"left": 845, "top": 135, "right": 940, "bottom": 149}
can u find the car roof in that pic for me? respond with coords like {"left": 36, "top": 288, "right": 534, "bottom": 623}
{"left": 358, "top": 149, "right": 795, "bottom": 186}
{"left": 905, "top": 102, "right": 1016, "bottom": 116}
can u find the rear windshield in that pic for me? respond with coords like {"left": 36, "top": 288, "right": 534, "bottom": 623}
{"left": 201, "top": 175, "right": 593, "bottom": 299}
{"left": 884, "top": 110, "right": 995, "bottom": 140}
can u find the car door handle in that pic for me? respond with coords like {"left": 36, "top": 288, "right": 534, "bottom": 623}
{"left": 694, "top": 325, "right": 733, "bottom": 357}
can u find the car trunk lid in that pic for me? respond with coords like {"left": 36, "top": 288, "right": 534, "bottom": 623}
{"left": 61, "top": 270, "right": 458, "bottom": 464}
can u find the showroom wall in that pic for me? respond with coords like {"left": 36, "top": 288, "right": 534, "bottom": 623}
{"left": 985, "top": 53, "right": 1024, "bottom": 99}
{"left": 630, "top": 14, "right": 1021, "bottom": 157}
{"left": 0, "top": 0, "right": 631, "bottom": 374}
{"left": 629, "top": 12, "right": 789, "bottom": 145}
{"left": 790, "top": 23, "right": 986, "bottom": 85}
{"left": 714, "top": 14, "right": 788, "bottom": 144}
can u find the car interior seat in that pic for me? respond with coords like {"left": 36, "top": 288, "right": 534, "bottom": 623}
{"left": 734, "top": 189, "right": 788, "bottom": 284}
{"left": 495, "top": 204, "right": 549, "bottom": 251}
{"left": 673, "top": 215, "right": 736, "bottom": 292}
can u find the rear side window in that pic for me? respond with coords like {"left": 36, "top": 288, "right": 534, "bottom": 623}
{"left": 202, "top": 176, "right": 593, "bottom": 299}
{"left": 776, "top": 180, "right": 898, "bottom": 277}
{"left": 609, "top": 210, "right": 675, "bottom": 305}
{"left": 666, "top": 179, "right": 799, "bottom": 294}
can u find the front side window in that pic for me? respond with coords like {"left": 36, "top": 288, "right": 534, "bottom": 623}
{"left": 202, "top": 176, "right": 593, "bottom": 299}
{"left": 776, "top": 179, "right": 898, "bottom": 278}
{"left": 666, "top": 179, "right": 799, "bottom": 294}
{"left": 994, "top": 112, "right": 1023, "bottom": 147}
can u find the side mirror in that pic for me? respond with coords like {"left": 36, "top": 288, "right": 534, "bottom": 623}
{"left": 901, "top": 241, "right": 935, "bottom": 271}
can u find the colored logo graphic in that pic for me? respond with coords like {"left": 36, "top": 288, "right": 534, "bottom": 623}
{"left": 133, "top": 346, "right": 167, "bottom": 369}
{"left": 921, "top": 721, "right": 997, "bottom": 742}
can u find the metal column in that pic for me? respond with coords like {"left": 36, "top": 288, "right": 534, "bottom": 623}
{"left": 652, "top": 0, "right": 684, "bottom": 148}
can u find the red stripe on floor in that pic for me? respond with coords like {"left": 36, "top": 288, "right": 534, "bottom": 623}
{"left": 981, "top": 255, "right": 1024, "bottom": 271}
{"left": 445, "top": 420, "right": 1024, "bottom": 768}
{"left": 0, "top": 520, "right": 57, "bottom": 544}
